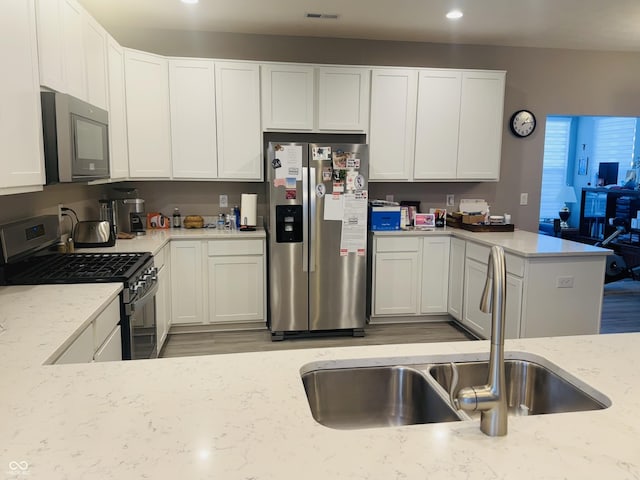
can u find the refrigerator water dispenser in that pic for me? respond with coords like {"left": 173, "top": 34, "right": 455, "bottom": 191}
{"left": 276, "top": 205, "right": 303, "bottom": 243}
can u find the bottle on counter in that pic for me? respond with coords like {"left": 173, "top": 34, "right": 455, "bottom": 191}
{"left": 233, "top": 205, "right": 240, "bottom": 229}
{"left": 217, "top": 213, "right": 226, "bottom": 230}
{"left": 172, "top": 207, "right": 181, "bottom": 228}
{"left": 228, "top": 208, "right": 237, "bottom": 231}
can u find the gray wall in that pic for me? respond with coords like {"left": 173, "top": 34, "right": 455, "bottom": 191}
{"left": 3, "top": 29, "right": 640, "bottom": 232}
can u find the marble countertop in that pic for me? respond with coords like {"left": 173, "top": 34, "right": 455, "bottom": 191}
{"left": 373, "top": 227, "right": 611, "bottom": 257}
{"left": 0, "top": 284, "right": 638, "bottom": 479}
{"left": 75, "top": 227, "right": 267, "bottom": 256}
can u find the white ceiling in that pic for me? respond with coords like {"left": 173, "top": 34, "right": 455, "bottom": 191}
{"left": 78, "top": 0, "right": 640, "bottom": 52}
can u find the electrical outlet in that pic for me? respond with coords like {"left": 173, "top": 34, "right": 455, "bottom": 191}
{"left": 446, "top": 194, "right": 455, "bottom": 207}
{"left": 556, "top": 276, "right": 574, "bottom": 288}
{"left": 520, "top": 193, "right": 528, "bottom": 205}
{"left": 385, "top": 194, "right": 394, "bottom": 203}
{"left": 219, "top": 194, "right": 228, "bottom": 208}
{"left": 58, "top": 204, "right": 64, "bottom": 224}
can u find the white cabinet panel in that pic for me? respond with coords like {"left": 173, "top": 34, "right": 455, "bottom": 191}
{"left": 369, "top": 69, "right": 417, "bottom": 180}
{"left": 215, "top": 62, "right": 262, "bottom": 180}
{"left": 55, "top": 324, "right": 94, "bottom": 364}
{"left": 156, "top": 252, "right": 171, "bottom": 350}
{"left": 0, "top": 0, "right": 44, "bottom": 194}
{"left": 82, "top": 13, "right": 107, "bottom": 110}
{"left": 447, "top": 237, "right": 466, "bottom": 320}
{"left": 457, "top": 71, "right": 506, "bottom": 180}
{"left": 318, "top": 67, "right": 370, "bottom": 131}
{"left": 125, "top": 49, "right": 171, "bottom": 178}
{"left": 35, "top": 0, "right": 65, "bottom": 92}
{"left": 94, "top": 325, "right": 122, "bottom": 362}
{"left": 207, "top": 255, "right": 264, "bottom": 322}
{"left": 106, "top": 36, "right": 129, "bottom": 179}
{"left": 61, "top": 0, "right": 86, "bottom": 101}
{"left": 374, "top": 251, "right": 420, "bottom": 316}
{"left": 261, "top": 64, "right": 314, "bottom": 130}
{"left": 420, "top": 237, "right": 450, "bottom": 314}
{"left": 170, "top": 241, "right": 204, "bottom": 324}
{"left": 414, "top": 69, "right": 462, "bottom": 180}
{"left": 170, "top": 59, "right": 218, "bottom": 178}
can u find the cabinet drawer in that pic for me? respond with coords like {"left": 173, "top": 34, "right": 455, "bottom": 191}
{"left": 154, "top": 243, "right": 169, "bottom": 269}
{"left": 375, "top": 236, "right": 420, "bottom": 253}
{"left": 94, "top": 326, "right": 123, "bottom": 362}
{"left": 465, "top": 241, "right": 525, "bottom": 277}
{"left": 208, "top": 239, "right": 264, "bottom": 256}
{"left": 55, "top": 325, "right": 94, "bottom": 365}
{"left": 94, "top": 298, "right": 120, "bottom": 350}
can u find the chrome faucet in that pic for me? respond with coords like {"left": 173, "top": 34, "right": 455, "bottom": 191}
{"left": 453, "top": 245, "right": 508, "bottom": 436}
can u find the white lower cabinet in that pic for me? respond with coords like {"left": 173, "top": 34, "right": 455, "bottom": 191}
{"left": 54, "top": 296, "right": 122, "bottom": 364}
{"left": 420, "top": 237, "right": 450, "bottom": 314}
{"left": 207, "top": 240, "right": 265, "bottom": 323}
{"left": 170, "top": 240, "right": 204, "bottom": 325}
{"left": 155, "top": 243, "right": 172, "bottom": 350}
{"left": 374, "top": 250, "right": 420, "bottom": 316}
{"left": 447, "top": 237, "right": 466, "bottom": 320}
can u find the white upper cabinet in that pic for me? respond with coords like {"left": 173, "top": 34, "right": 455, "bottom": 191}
{"left": 0, "top": 0, "right": 45, "bottom": 194}
{"left": 414, "top": 69, "right": 462, "bottom": 180}
{"left": 457, "top": 71, "right": 506, "bottom": 180}
{"left": 369, "top": 69, "right": 418, "bottom": 180}
{"left": 124, "top": 49, "right": 172, "bottom": 178}
{"left": 215, "top": 62, "right": 262, "bottom": 180}
{"left": 61, "top": 0, "right": 86, "bottom": 101}
{"left": 35, "top": 0, "right": 65, "bottom": 92}
{"left": 82, "top": 13, "right": 108, "bottom": 110}
{"left": 261, "top": 64, "right": 314, "bottom": 130}
{"left": 317, "top": 67, "right": 370, "bottom": 131}
{"left": 106, "top": 36, "right": 129, "bottom": 180}
{"left": 169, "top": 59, "right": 218, "bottom": 179}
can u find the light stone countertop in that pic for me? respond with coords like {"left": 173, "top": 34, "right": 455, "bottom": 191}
{"left": 0, "top": 284, "right": 639, "bottom": 479}
{"left": 373, "top": 227, "right": 612, "bottom": 257}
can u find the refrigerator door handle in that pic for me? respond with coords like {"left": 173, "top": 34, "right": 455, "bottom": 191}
{"left": 302, "top": 167, "right": 308, "bottom": 272}
{"left": 309, "top": 167, "right": 316, "bottom": 272}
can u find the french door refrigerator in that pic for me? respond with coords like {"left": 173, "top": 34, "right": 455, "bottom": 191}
{"left": 266, "top": 141, "right": 369, "bottom": 340}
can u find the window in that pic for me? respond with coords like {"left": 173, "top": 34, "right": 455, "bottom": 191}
{"left": 592, "top": 117, "right": 637, "bottom": 184}
{"left": 540, "top": 117, "right": 572, "bottom": 220}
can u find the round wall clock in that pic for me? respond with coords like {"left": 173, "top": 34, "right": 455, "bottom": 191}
{"left": 509, "top": 110, "right": 536, "bottom": 138}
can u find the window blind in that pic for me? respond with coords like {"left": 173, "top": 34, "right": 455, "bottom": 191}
{"left": 592, "top": 117, "right": 637, "bottom": 184}
{"left": 540, "top": 117, "right": 572, "bottom": 220}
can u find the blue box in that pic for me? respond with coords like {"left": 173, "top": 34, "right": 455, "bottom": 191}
{"left": 370, "top": 206, "right": 401, "bottom": 231}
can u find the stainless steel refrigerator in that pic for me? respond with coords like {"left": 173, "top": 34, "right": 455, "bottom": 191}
{"left": 266, "top": 141, "right": 369, "bottom": 340}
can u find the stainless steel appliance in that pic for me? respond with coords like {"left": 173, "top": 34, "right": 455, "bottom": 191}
{"left": 266, "top": 141, "right": 369, "bottom": 340}
{"left": 0, "top": 215, "right": 157, "bottom": 360}
{"left": 73, "top": 220, "right": 116, "bottom": 248}
{"left": 41, "top": 92, "right": 110, "bottom": 184}
{"left": 115, "top": 198, "right": 146, "bottom": 236}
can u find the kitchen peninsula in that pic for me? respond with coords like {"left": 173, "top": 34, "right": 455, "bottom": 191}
{"left": 0, "top": 283, "right": 638, "bottom": 479}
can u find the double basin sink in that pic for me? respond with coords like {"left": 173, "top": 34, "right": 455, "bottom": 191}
{"left": 301, "top": 353, "right": 610, "bottom": 430}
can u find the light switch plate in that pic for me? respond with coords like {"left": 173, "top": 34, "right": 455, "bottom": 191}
{"left": 520, "top": 193, "right": 528, "bottom": 205}
{"left": 220, "top": 195, "right": 228, "bottom": 208}
{"left": 385, "top": 195, "right": 394, "bottom": 203}
{"left": 446, "top": 194, "right": 455, "bottom": 207}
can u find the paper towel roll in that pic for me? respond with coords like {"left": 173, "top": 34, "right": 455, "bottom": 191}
{"left": 240, "top": 193, "right": 257, "bottom": 227}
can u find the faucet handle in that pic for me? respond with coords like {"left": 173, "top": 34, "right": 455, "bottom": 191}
{"left": 449, "top": 362, "right": 460, "bottom": 409}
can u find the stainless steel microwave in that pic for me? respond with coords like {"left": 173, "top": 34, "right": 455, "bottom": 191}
{"left": 41, "top": 92, "right": 110, "bottom": 184}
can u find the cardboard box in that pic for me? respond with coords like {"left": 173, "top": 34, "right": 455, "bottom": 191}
{"left": 370, "top": 206, "right": 401, "bottom": 231}
{"left": 462, "top": 214, "right": 486, "bottom": 224}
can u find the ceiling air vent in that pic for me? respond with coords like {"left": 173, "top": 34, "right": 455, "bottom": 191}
{"left": 305, "top": 13, "right": 339, "bottom": 20}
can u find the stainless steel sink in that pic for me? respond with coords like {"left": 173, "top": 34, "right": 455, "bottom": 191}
{"left": 429, "top": 359, "right": 608, "bottom": 417}
{"left": 301, "top": 366, "right": 461, "bottom": 429}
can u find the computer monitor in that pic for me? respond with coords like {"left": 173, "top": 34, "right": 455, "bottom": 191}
{"left": 598, "top": 162, "right": 619, "bottom": 186}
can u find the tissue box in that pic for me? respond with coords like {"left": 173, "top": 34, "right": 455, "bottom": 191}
{"left": 370, "top": 206, "right": 401, "bottom": 231}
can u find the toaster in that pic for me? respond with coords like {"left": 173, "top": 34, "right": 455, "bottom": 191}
{"left": 73, "top": 221, "right": 116, "bottom": 248}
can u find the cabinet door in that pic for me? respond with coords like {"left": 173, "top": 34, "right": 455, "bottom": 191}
{"left": 318, "top": 67, "right": 370, "bottom": 131}
{"left": 170, "top": 241, "right": 204, "bottom": 324}
{"left": 447, "top": 237, "right": 466, "bottom": 320}
{"left": 215, "top": 62, "right": 262, "bottom": 180}
{"left": 207, "top": 255, "right": 264, "bottom": 323}
{"left": 125, "top": 49, "right": 172, "bottom": 178}
{"left": 456, "top": 71, "right": 505, "bottom": 180}
{"left": 156, "top": 262, "right": 168, "bottom": 350}
{"left": 35, "top": 0, "right": 66, "bottom": 92}
{"left": 170, "top": 59, "right": 218, "bottom": 179}
{"left": 0, "top": 0, "right": 44, "bottom": 193}
{"left": 261, "top": 64, "right": 314, "bottom": 130}
{"left": 94, "top": 326, "right": 122, "bottom": 362}
{"left": 369, "top": 69, "right": 417, "bottom": 180}
{"left": 374, "top": 251, "right": 420, "bottom": 316}
{"left": 106, "top": 36, "right": 129, "bottom": 179}
{"left": 55, "top": 325, "right": 94, "bottom": 364}
{"left": 463, "top": 258, "right": 521, "bottom": 339}
{"left": 61, "top": 0, "right": 86, "bottom": 101}
{"left": 421, "top": 237, "right": 450, "bottom": 314}
{"left": 414, "top": 69, "right": 461, "bottom": 180}
{"left": 82, "top": 13, "right": 108, "bottom": 110}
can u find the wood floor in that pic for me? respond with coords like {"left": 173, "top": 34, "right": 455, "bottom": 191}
{"left": 160, "top": 278, "right": 640, "bottom": 358}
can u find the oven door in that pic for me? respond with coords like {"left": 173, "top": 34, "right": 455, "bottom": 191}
{"left": 123, "top": 281, "right": 158, "bottom": 360}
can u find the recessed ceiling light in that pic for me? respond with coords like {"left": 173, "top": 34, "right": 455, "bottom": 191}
{"left": 181, "top": 0, "right": 199, "bottom": 4}
{"left": 446, "top": 9, "right": 463, "bottom": 20}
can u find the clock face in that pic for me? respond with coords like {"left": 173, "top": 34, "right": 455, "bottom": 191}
{"left": 510, "top": 110, "right": 536, "bottom": 137}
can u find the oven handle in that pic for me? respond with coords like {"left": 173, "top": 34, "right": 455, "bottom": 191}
{"left": 125, "top": 280, "right": 159, "bottom": 315}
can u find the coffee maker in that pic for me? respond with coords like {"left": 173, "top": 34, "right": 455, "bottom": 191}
{"left": 101, "top": 189, "right": 146, "bottom": 236}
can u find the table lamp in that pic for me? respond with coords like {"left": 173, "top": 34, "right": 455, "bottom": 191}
{"left": 557, "top": 186, "right": 577, "bottom": 228}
